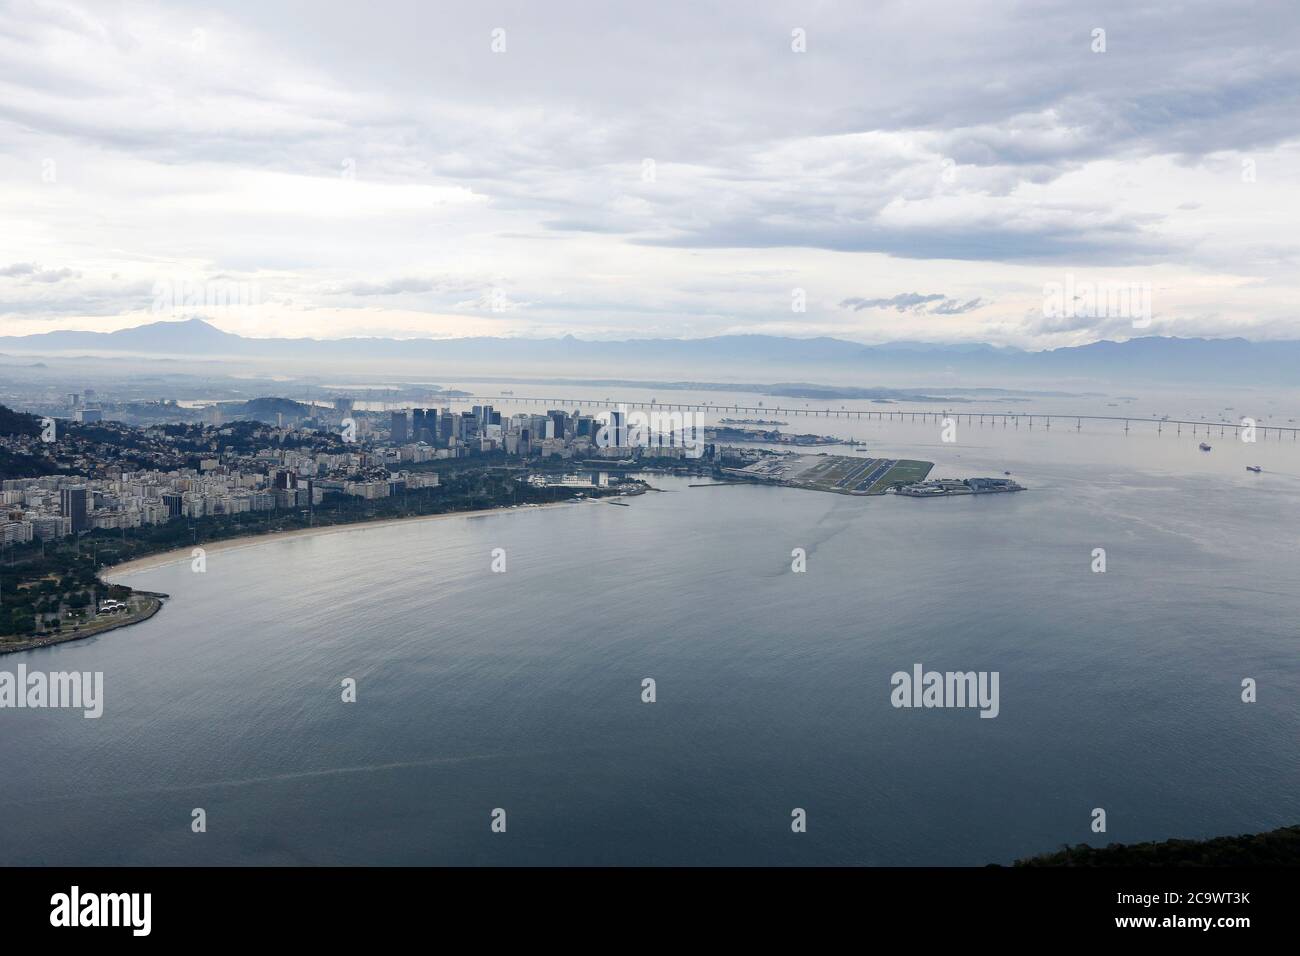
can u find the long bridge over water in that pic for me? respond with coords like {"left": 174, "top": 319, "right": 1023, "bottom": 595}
{"left": 433, "top": 394, "right": 1300, "bottom": 440}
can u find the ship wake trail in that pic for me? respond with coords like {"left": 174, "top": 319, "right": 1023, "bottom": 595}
{"left": 0, "top": 748, "right": 608, "bottom": 806}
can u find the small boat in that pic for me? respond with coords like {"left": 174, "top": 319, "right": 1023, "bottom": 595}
{"left": 1199, "top": 442, "right": 1212, "bottom": 451}
{"left": 1003, "top": 471, "right": 1012, "bottom": 476}
{"left": 1247, "top": 465, "right": 1262, "bottom": 473}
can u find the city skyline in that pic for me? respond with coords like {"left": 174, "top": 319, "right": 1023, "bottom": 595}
{"left": 2, "top": 0, "right": 1296, "bottom": 922}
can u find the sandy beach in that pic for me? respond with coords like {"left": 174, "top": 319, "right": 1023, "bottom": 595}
{"left": 103, "top": 499, "right": 596, "bottom": 577}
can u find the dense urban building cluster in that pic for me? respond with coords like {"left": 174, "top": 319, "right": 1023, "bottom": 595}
{"left": 385, "top": 404, "right": 702, "bottom": 460}
{"left": 0, "top": 397, "right": 723, "bottom": 548}
{"left": 0, "top": 454, "right": 441, "bottom": 546}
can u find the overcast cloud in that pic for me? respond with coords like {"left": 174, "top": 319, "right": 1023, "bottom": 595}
{"left": 0, "top": 0, "right": 1297, "bottom": 346}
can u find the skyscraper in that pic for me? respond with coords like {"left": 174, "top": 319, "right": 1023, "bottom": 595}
{"left": 548, "top": 410, "right": 567, "bottom": 440}
{"left": 391, "top": 410, "right": 409, "bottom": 443}
{"left": 609, "top": 410, "right": 627, "bottom": 448}
{"left": 60, "top": 486, "right": 89, "bottom": 534}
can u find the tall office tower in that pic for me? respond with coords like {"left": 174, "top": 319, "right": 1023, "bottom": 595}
{"left": 391, "top": 410, "right": 409, "bottom": 443}
{"left": 411, "top": 408, "right": 427, "bottom": 443}
{"left": 480, "top": 405, "right": 494, "bottom": 428}
{"left": 548, "top": 411, "right": 569, "bottom": 442}
{"left": 334, "top": 397, "right": 355, "bottom": 415}
{"left": 471, "top": 405, "right": 483, "bottom": 425}
{"left": 439, "top": 409, "right": 454, "bottom": 443}
{"left": 60, "top": 486, "right": 89, "bottom": 534}
{"left": 609, "top": 410, "right": 627, "bottom": 448}
{"left": 459, "top": 411, "right": 477, "bottom": 440}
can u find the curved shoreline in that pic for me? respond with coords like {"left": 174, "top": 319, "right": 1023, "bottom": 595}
{"left": 102, "top": 498, "right": 594, "bottom": 577}
{"left": 0, "top": 595, "right": 163, "bottom": 656}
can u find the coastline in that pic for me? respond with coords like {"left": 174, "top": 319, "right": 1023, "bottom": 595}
{"left": 0, "top": 594, "right": 164, "bottom": 656}
{"left": 3, "top": 496, "right": 623, "bottom": 655}
{"left": 102, "top": 498, "right": 597, "bottom": 577}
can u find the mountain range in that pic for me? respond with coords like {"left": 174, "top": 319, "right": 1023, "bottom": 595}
{"left": 1, "top": 319, "right": 1297, "bottom": 386}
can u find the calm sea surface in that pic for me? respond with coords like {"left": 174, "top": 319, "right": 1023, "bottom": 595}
{"left": 1, "top": 416, "right": 1297, "bottom": 865}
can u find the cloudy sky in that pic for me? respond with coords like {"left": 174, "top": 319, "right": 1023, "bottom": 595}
{"left": 1, "top": 0, "right": 1298, "bottom": 347}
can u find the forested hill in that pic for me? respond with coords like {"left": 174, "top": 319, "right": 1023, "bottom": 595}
{"left": 1012, "top": 825, "right": 1299, "bottom": 866}
{"left": 0, "top": 403, "right": 41, "bottom": 437}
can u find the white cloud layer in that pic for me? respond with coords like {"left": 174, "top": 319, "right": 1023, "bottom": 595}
{"left": 0, "top": 0, "right": 1298, "bottom": 347}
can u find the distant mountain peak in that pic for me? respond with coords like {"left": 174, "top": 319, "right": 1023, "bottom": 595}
{"left": 112, "top": 317, "right": 235, "bottom": 337}
{"left": 0, "top": 320, "right": 1296, "bottom": 386}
